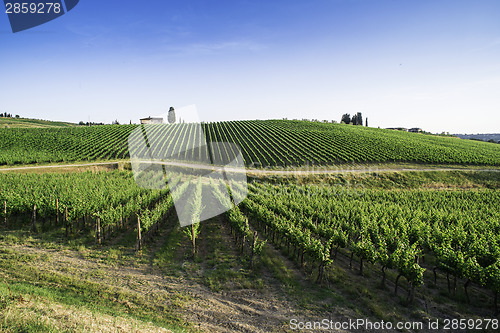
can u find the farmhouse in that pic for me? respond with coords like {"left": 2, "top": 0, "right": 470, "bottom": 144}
{"left": 140, "top": 116, "right": 163, "bottom": 124}
{"left": 408, "top": 128, "right": 422, "bottom": 133}
{"left": 386, "top": 127, "right": 408, "bottom": 132}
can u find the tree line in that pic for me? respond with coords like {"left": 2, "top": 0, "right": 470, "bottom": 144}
{"left": 341, "top": 112, "right": 367, "bottom": 126}
{"left": 0, "top": 112, "right": 19, "bottom": 118}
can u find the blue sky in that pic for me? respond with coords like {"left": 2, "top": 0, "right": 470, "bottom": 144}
{"left": 1, "top": 0, "right": 500, "bottom": 133}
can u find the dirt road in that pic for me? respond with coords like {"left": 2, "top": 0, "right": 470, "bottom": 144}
{"left": 1, "top": 160, "right": 499, "bottom": 175}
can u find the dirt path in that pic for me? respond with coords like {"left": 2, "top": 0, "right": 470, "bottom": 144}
{"left": 1, "top": 160, "right": 499, "bottom": 175}
{"left": 0, "top": 161, "right": 121, "bottom": 172}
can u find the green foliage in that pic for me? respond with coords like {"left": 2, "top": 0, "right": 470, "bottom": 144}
{"left": 184, "top": 178, "right": 204, "bottom": 256}
{"left": 0, "top": 171, "right": 170, "bottom": 232}
{"left": 341, "top": 113, "right": 351, "bottom": 124}
{"left": 245, "top": 181, "right": 500, "bottom": 294}
{"left": 0, "top": 125, "right": 135, "bottom": 165}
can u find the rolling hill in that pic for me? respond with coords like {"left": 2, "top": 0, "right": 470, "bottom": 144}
{"left": 0, "top": 120, "right": 499, "bottom": 166}
{"left": 0, "top": 117, "right": 77, "bottom": 129}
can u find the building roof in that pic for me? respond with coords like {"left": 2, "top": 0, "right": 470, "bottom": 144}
{"left": 140, "top": 116, "right": 163, "bottom": 121}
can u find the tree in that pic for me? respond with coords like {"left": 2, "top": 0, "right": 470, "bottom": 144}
{"left": 112, "top": 119, "right": 120, "bottom": 125}
{"left": 351, "top": 112, "right": 363, "bottom": 125}
{"left": 365, "top": 117, "right": 368, "bottom": 127}
{"left": 351, "top": 114, "right": 358, "bottom": 125}
{"left": 168, "top": 107, "right": 176, "bottom": 124}
{"left": 356, "top": 112, "right": 363, "bottom": 126}
{"left": 341, "top": 113, "right": 351, "bottom": 124}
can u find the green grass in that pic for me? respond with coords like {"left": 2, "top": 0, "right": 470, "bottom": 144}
{"left": 0, "top": 218, "right": 195, "bottom": 333}
{"left": 0, "top": 254, "right": 191, "bottom": 332}
{"left": 258, "top": 169, "right": 500, "bottom": 190}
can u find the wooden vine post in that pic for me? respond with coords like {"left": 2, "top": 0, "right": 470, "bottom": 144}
{"left": 120, "top": 205, "right": 123, "bottom": 229}
{"left": 65, "top": 207, "right": 69, "bottom": 238}
{"left": 191, "top": 223, "right": 196, "bottom": 257}
{"left": 250, "top": 231, "right": 257, "bottom": 269}
{"left": 32, "top": 205, "right": 37, "bottom": 233}
{"left": 96, "top": 216, "right": 101, "bottom": 245}
{"left": 55, "top": 198, "right": 59, "bottom": 226}
{"left": 137, "top": 216, "right": 142, "bottom": 250}
{"left": 3, "top": 201, "right": 6, "bottom": 226}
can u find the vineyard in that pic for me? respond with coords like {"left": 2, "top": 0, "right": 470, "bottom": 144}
{"left": 242, "top": 181, "right": 500, "bottom": 309}
{"left": 0, "top": 117, "right": 77, "bottom": 129}
{"left": 1, "top": 120, "right": 500, "bottom": 166}
{"left": 0, "top": 170, "right": 200, "bottom": 251}
{"left": 2, "top": 169, "right": 500, "bottom": 314}
{"left": 1, "top": 119, "right": 500, "bottom": 331}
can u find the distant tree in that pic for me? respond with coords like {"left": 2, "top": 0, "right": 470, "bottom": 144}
{"left": 350, "top": 112, "right": 363, "bottom": 126}
{"left": 168, "top": 107, "right": 176, "bottom": 124}
{"left": 356, "top": 112, "right": 363, "bottom": 126}
{"left": 112, "top": 119, "right": 120, "bottom": 125}
{"left": 341, "top": 113, "right": 351, "bottom": 124}
{"left": 15, "top": 115, "right": 19, "bottom": 118}
{"left": 365, "top": 117, "right": 368, "bottom": 127}
{"left": 78, "top": 121, "right": 85, "bottom": 125}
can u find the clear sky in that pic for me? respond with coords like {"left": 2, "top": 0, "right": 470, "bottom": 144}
{"left": 1, "top": 0, "right": 500, "bottom": 133}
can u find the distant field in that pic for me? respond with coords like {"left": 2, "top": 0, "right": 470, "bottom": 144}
{"left": 0, "top": 120, "right": 499, "bottom": 166}
{"left": 0, "top": 117, "right": 77, "bottom": 128}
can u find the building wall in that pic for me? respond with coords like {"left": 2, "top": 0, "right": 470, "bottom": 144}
{"left": 140, "top": 118, "right": 163, "bottom": 124}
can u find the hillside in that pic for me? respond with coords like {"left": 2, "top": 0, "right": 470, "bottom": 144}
{"left": 454, "top": 133, "right": 500, "bottom": 143}
{"left": 0, "top": 117, "right": 77, "bottom": 129}
{"left": 0, "top": 120, "right": 499, "bottom": 166}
